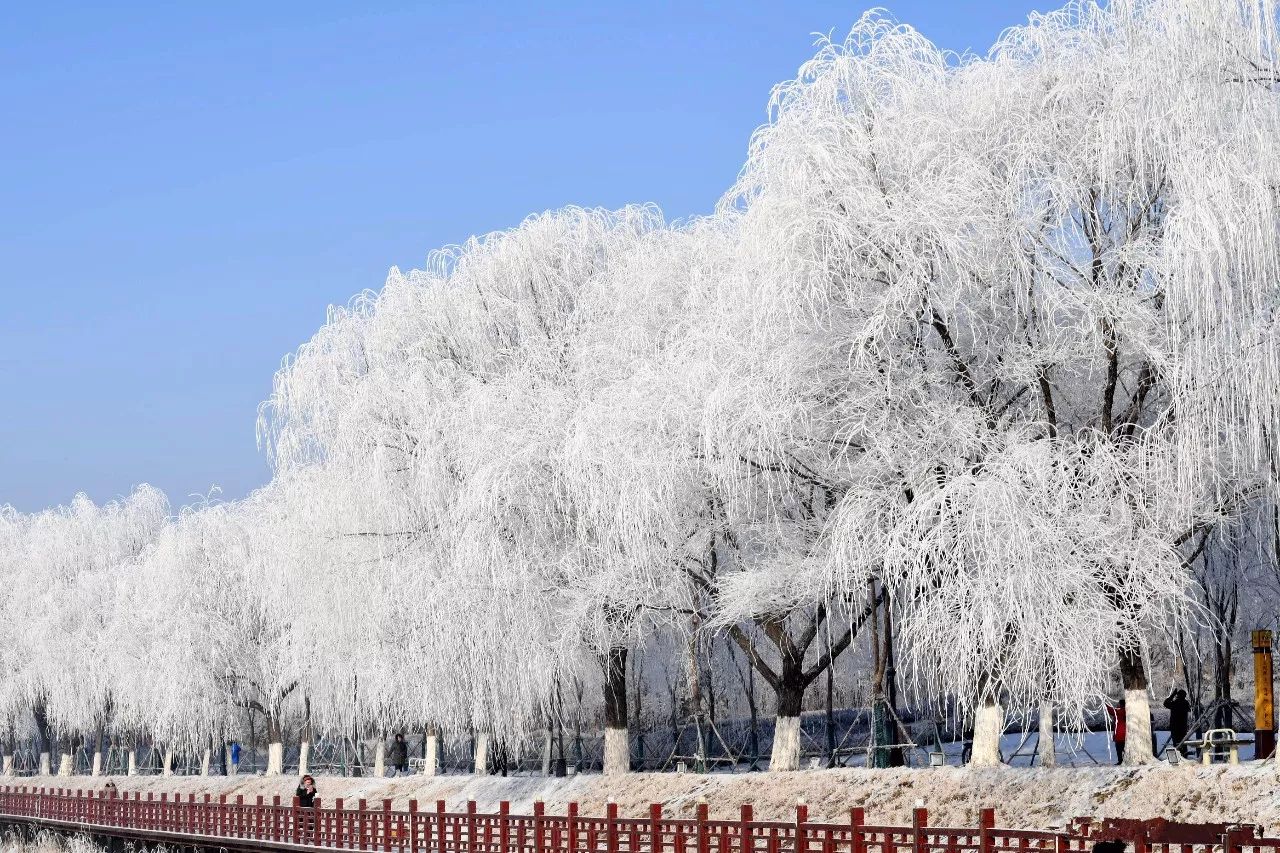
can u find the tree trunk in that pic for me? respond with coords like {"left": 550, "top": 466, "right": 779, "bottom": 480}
{"left": 554, "top": 686, "right": 567, "bottom": 777}
{"left": 870, "top": 697, "right": 891, "bottom": 768}
{"left": 162, "top": 747, "right": 173, "bottom": 777}
{"left": 602, "top": 646, "right": 630, "bottom": 775}
{"left": 769, "top": 678, "right": 805, "bottom": 771}
{"left": 265, "top": 714, "right": 284, "bottom": 775}
{"left": 883, "top": 604, "right": 904, "bottom": 767}
{"left": 1214, "top": 626, "right": 1233, "bottom": 729}
{"left": 687, "top": 622, "right": 708, "bottom": 772}
{"left": 374, "top": 737, "right": 386, "bottom": 778}
{"left": 603, "top": 728, "right": 629, "bottom": 776}
{"left": 706, "top": 647, "right": 718, "bottom": 726}
{"left": 32, "top": 703, "right": 52, "bottom": 777}
{"left": 424, "top": 726, "right": 439, "bottom": 777}
{"left": 92, "top": 725, "right": 106, "bottom": 778}
{"left": 1119, "top": 648, "right": 1157, "bottom": 764}
{"left": 300, "top": 695, "right": 312, "bottom": 776}
{"left": 632, "top": 651, "right": 646, "bottom": 771}
{"left": 201, "top": 748, "right": 211, "bottom": 776}
{"left": 540, "top": 728, "right": 552, "bottom": 776}
{"left": 1, "top": 755, "right": 12, "bottom": 776}
{"left": 473, "top": 731, "right": 490, "bottom": 775}
{"left": 127, "top": 748, "right": 137, "bottom": 776}
{"left": 969, "top": 695, "right": 1004, "bottom": 767}
{"left": 57, "top": 732, "right": 74, "bottom": 776}
{"left": 1037, "top": 701, "right": 1056, "bottom": 767}
{"left": 247, "top": 706, "right": 259, "bottom": 774}
{"left": 825, "top": 642, "right": 836, "bottom": 767}
{"left": 266, "top": 741, "right": 283, "bottom": 775}
{"left": 747, "top": 659, "right": 760, "bottom": 770}
{"left": 869, "top": 580, "right": 890, "bottom": 769}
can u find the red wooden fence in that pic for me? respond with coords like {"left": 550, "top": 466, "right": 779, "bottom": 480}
{"left": 0, "top": 786, "right": 1271, "bottom": 853}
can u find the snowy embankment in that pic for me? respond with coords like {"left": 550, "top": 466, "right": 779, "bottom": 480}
{"left": 13, "top": 766, "right": 1280, "bottom": 831}
{"left": 0, "top": 833, "right": 98, "bottom": 853}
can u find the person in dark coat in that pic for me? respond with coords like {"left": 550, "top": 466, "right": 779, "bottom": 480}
{"left": 1107, "top": 699, "right": 1127, "bottom": 764}
{"left": 390, "top": 733, "right": 409, "bottom": 775}
{"left": 1164, "top": 688, "right": 1192, "bottom": 755}
{"left": 296, "top": 774, "right": 318, "bottom": 807}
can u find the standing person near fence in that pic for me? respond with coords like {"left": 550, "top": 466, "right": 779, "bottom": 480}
{"left": 296, "top": 774, "right": 318, "bottom": 807}
{"left": 1164, "top": 689, "right": 1192, "bottom": 755}
{"left": 230, "top": 740, "right": 241, "bottom": 774}
{"left": 390, "top": 733, "right": 409, "bottom": 775}
{"left": 1107, "top": 699, "right": 1127, "bottom": 764}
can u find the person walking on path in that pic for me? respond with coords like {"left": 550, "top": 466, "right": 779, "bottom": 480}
{"left": 390, "top": 733, "right": 409, "bottom": 776}
{"left": 295, "top": 775, "right": 318, "bottom": 807}
{"left": 1164, "top": 689, "right": 1192, "bottom": 755}
{"left": 1107, "top": 699, "right": 1127, "bottom": 764}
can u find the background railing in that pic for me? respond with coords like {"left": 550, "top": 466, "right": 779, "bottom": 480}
{"left": 0, "top": 786, "right": 1271, "bottom": 853}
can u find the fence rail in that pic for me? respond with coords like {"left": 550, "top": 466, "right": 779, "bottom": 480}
{"left": 0, "top": 786, "right": 1272, "bottom": 853}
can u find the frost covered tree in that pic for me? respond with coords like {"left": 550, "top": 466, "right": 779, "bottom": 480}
{"left": 702, "top": 0, "right": 1280, "bottom": 765}
{"left": 665, "top": 224, "right": 889, "bottom": 770}
{"left": 118, "top": 490, "right": 303, "bottom": 774}
{"left": 0, "top": 505, "right": 34, "bottom": 773}
{"left": 4, "top": 0, "right": 1280, "bottom": 779}
{"left": 260, "top": 209, "right": 677, "bottom": 766}
{"left": 0, "top": 488, "right": 168, "bottom": 775}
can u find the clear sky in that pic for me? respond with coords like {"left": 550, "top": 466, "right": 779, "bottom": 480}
{"left": 2, "top": 1, "right": 1042, "bottom": 513}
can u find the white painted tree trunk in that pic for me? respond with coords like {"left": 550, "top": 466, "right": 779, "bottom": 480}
{"left": 1, "top": 756, "right": 12, "bottom": 776}
{"left": 770, "top": 716, "right": 801, "bottom": 771}
{"left": 603, "top": 728, "right": 630, "bottom": 775}
{"left": 127, "top": 751, "right": 136, "bottom": 776}
{"left": 374, "top": 739, "right": 386, "bottom": 778}
{"left": 473, "top": 732, "right": 490, "bottom": 776}
{"left": 540, "top": 730, "right": 552, "bottom": 776}
{"left": 225, "top": 746, "right": 236, "bottom": 775}
{"left": 57, "top": 753, "right": 72, "bottom": 776}
{"left": 92, "top": 752, "right": 102, "bottom": 777}
{"left": 39, "top": 752, "right": 51, "bottom": 776}
{"left": 298, "top": 741, "right": 310, "bottom": 776}
{"left": 969, "top": 697, "right": 1005, "bottom": 767}
{"left": 1037, "top": 701, "right": 1056, "bottom": 767}
{"left": 201, "top": 749, "right": 211, "bottom": 776}
{"left": 162, "top": 748, "right": 173, "bottom": 777}
{"left": 424, "top": 732, "right": 439, "bottom": 776}
{"left": 266, "top": 741, "right": 284, "bottom": 775}
{"left": 1122, "top": 687, "right": 1157, "bottom": 765}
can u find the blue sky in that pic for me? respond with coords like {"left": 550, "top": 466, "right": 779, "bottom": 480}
{"left": 2, "top": 1, "right": 1043, "bottom": 512}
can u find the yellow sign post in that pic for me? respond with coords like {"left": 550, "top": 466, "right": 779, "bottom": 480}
{"left": 1253, "top": 629, "right": 1276, "bottom": 759}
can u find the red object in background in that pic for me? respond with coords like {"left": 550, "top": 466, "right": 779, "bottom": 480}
{"left": 1108, "top": 703, "right": 1127, "bottom": 741}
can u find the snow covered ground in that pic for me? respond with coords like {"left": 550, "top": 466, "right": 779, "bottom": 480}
{"left": 12, "top": 760, "right": 1280, "bottom": 832}
{"left": 0, "top": 832, "right": 100, "bottom": 853}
